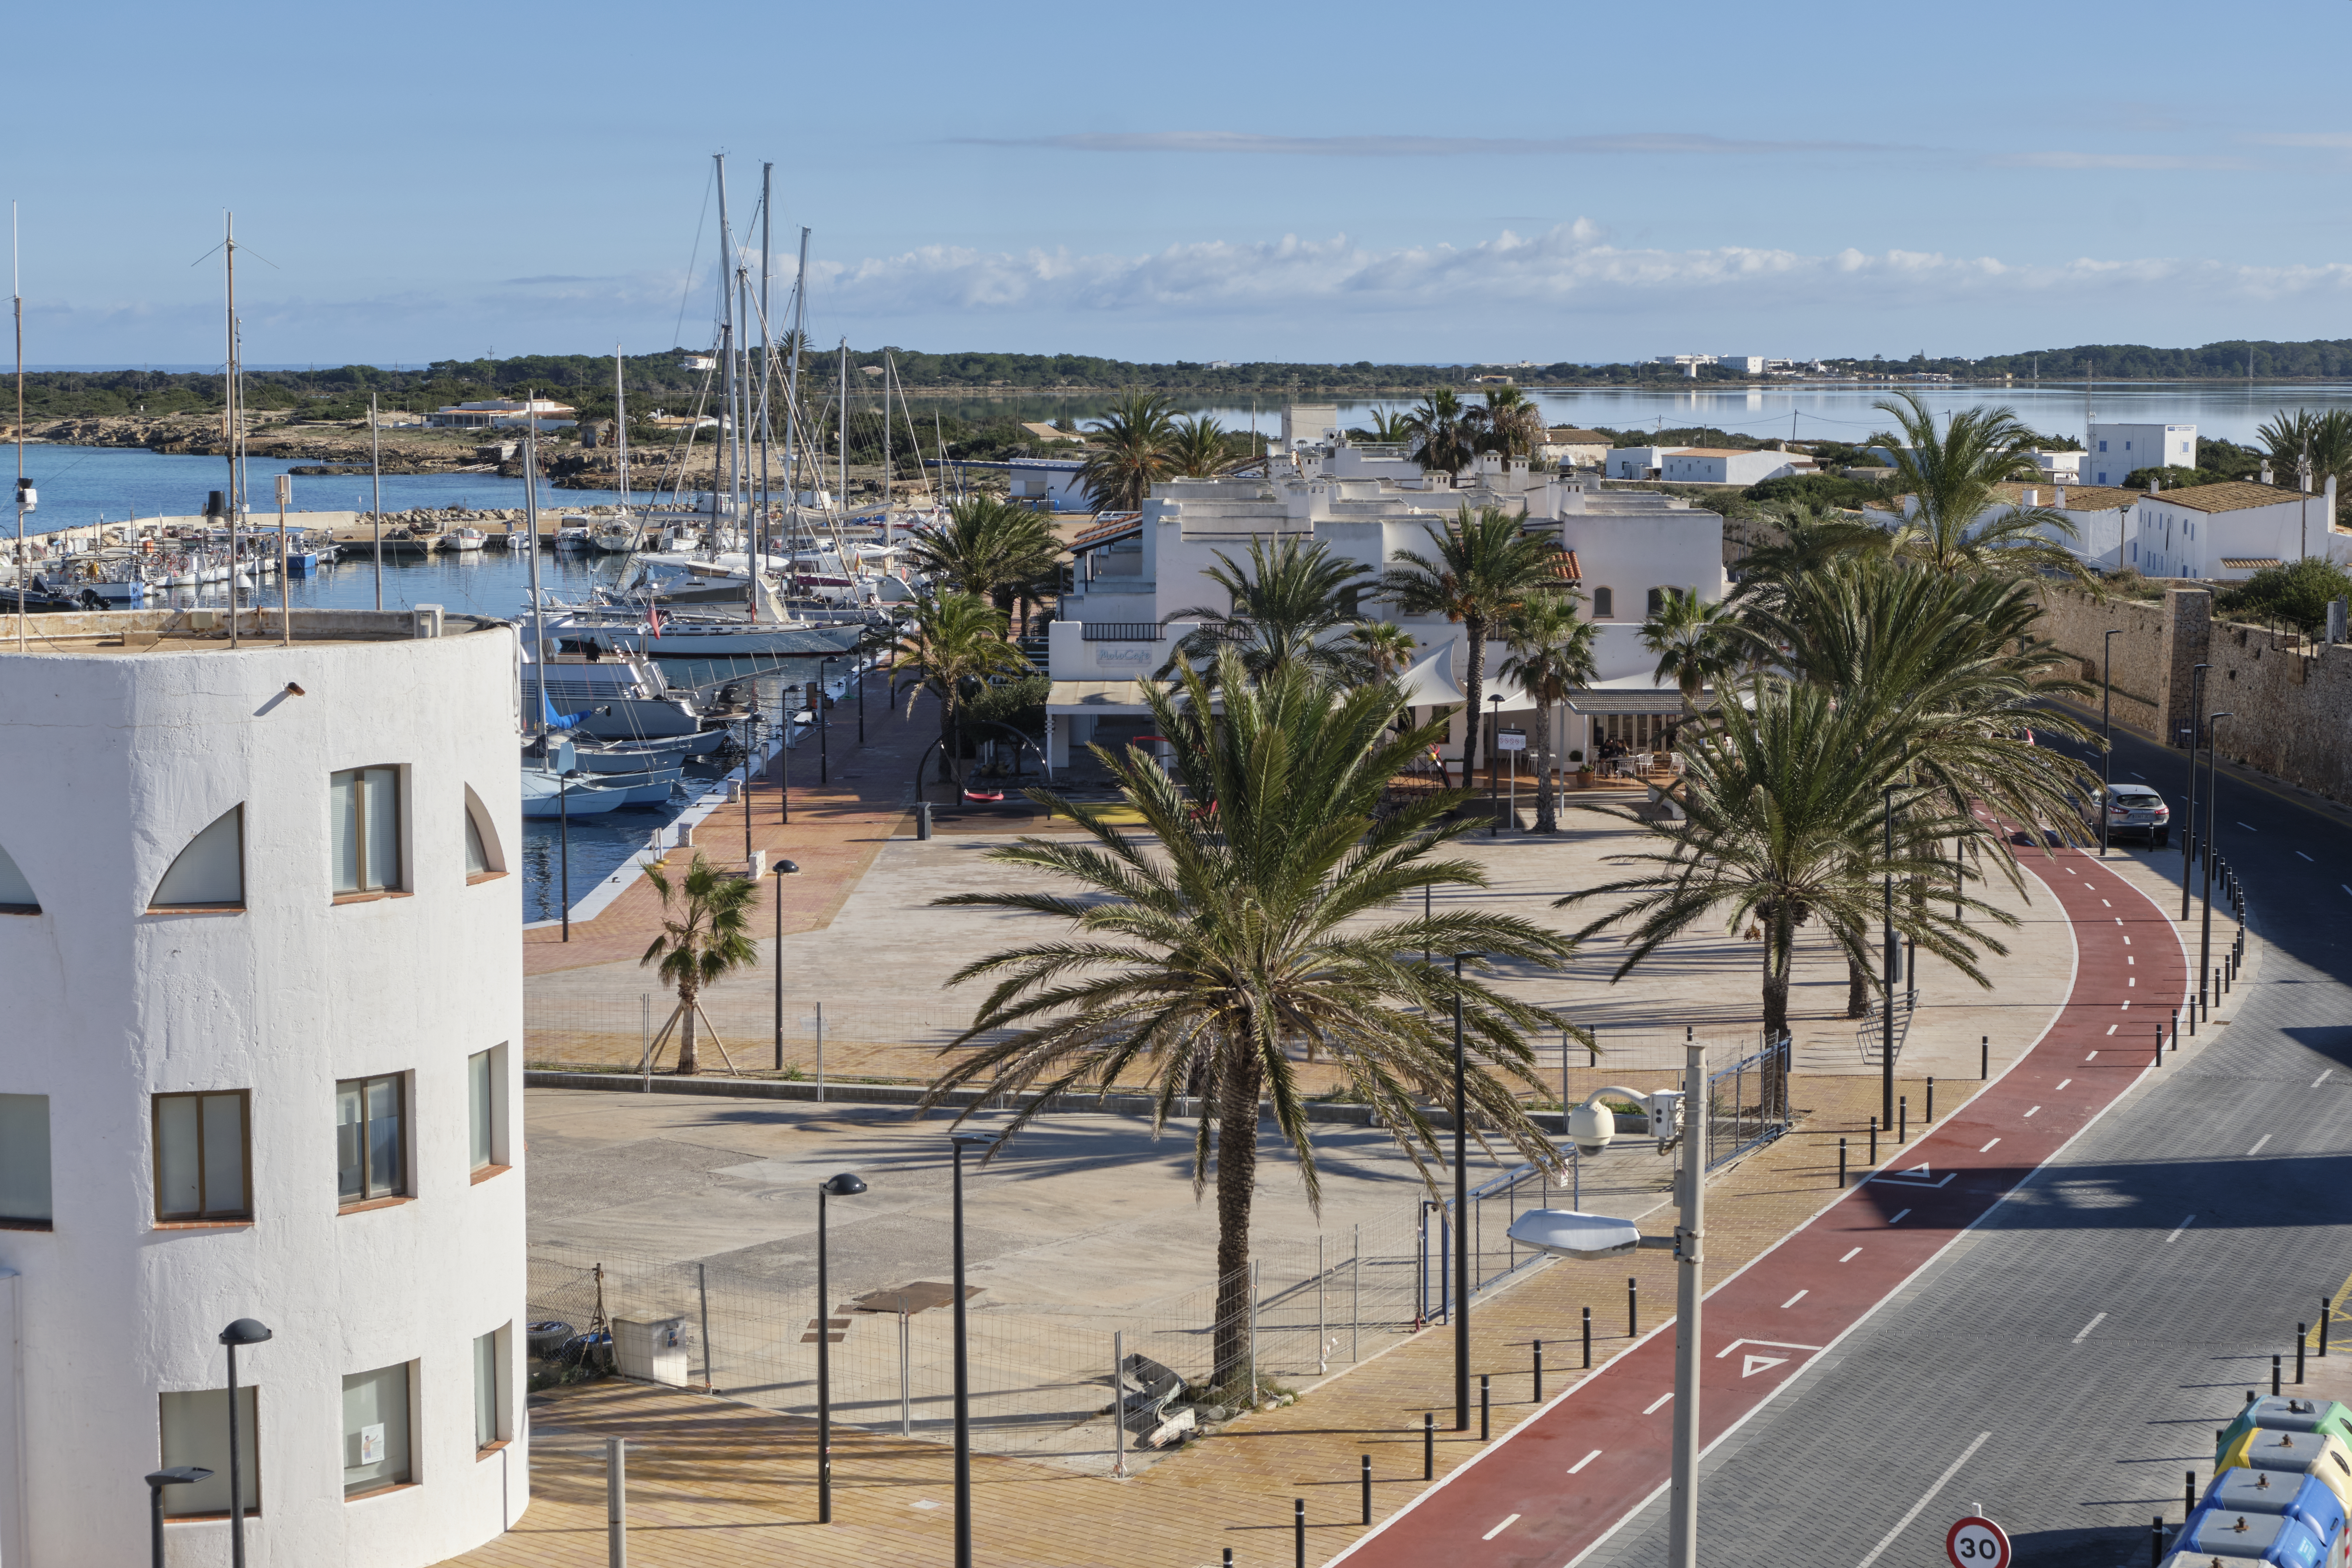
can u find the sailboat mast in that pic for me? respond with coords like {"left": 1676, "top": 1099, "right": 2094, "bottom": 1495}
{"left": 614, "top": 343, "right": 629, "bottom": 514}
{"left": 783, "top": 227, "right": 808, "bottom": 591}
{"left": 710, "top": 153, "right": 732, "bottom": 560}
{"left": 224, "top": 213, "right": 241, "bottom": 648}
{"left": 14, "top": 201, "right": 24, "bottom": 653}
{"left": 369, "top": 392, "right": 383, "bottom": 609}
{"left": 524, "top": 415, "right": 546, "bottom": 735}
{"left": 758, "top": 162, "right": 773, "bottom": 571}
{"left": 838, "top": 337, "right": 848, "bottom": 522}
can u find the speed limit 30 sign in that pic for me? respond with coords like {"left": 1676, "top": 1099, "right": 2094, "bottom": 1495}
{"left": 1947, "top": 1516, "right": 2010, "bottom": 1568}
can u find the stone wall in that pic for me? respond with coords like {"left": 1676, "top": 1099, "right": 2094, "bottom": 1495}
{"left": 2035, "top": 585, "right": 2352, "bottom": 805}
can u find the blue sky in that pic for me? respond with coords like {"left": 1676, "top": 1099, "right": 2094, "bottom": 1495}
{"left": 13, "top": 0, "right": 2352, "bottom": 367}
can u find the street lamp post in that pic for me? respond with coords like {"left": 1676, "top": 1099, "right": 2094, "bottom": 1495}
{"left": 558, "top": 766, "right": 584, "bottom": 943}
{"left": 815, "top": 1171, "right": 869, "bottom": 1523}
{"left": 218, "top": 1318, "right": 271, "bottom": 1568}
{"left": 770, "top": 860, "right": 799, "bottom": 1070}
{"left": 1882, "top": 783, "right": 1899, "bottom": 1132}
{"left": 951, "top": 1132, "right": 992, "bottom": 1568}
{"left": 2100, "top": 628, "right": 2123, "bottom": 857}
{"left": 2202, "top": 713, "right": 2234, "bottom": 1015}
{"left": 1452, "top": 952, "right": 1480, "bottom": 1429}
{"left": 145, "top": 1466, "right": 213, "bottom": 1568}
{"left": 741, "top": 713, "right": 760, "bottom": 864}
{"left": 819, "top": 656, "right": 836, "bottom": 785}
{"left": 2181, "top": 664, "right": 2209, "bottom": 921}
{"left": 1487, "top": 694, "right": 1504, "bottom": 837}
{"left": 857, "top": 646, "right": 867, "bottom": 745}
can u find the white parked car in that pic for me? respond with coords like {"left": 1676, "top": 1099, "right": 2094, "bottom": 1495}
{"left": 2082, "top": 783, "right": 2172, "bottom": 847}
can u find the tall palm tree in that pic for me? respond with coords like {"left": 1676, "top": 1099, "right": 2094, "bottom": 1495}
{"left": 1639, "top": 588, "right": 1747, "bottom": 711}
{"left": 2257, "top": 407, "right": 2352, "bottom": 496}
{"left": 924, "top": 650, "right": 1578, "bottom": 1395}
{"left": 1163, "top": 534, "right": 1375, "bottom": 686}
{"left": 904, "top": 495, "right": 1063, "bottom": 629}
{"left": 1866, "top": 391, "right": 2091, "bottom": 581}
{"left": 1403, "top": 388, "right": 1477, "bottom": 476}
{"left": 1470, "top": 385, "right": 1544, "bottom": 465}
{"left": 1345, "top": 619, "right": 1419, "bottom": 680}
{"left": 1497, "top": 592, "right": 1598, "bottom": 833}
{"left": 1385, "top": 504, "right": 1564, "bottom": 788}
{"left": 639, "top": 852, "right": 762, "bottom": 1076}
{"left": 1078, "top": 391, "right": 1178, "bottom": 510}
{"left": 1168, "top": 413, "right": 1237, "bottom": 478}
{"left": 887, "top": 591, "right": 1035, "bottom": 785}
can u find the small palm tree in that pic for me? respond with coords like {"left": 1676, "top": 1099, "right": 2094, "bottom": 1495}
{"left": 1385, "top": 504, "right": 1564, "bottom": 788}
{"left": 1163, "top": 535, "right": 1374, "bottom": 686}
{"left": 1346, "top": 619, "right": 1419, "bottom": 680}
{"left": 1470, "top": 385, "right": 1544, "bottom": 465}
{"left": 924, "top": 650, "right": 1577, "bottom": 1395}
{"left": 640, "top": 852, "right": 761, "bottom": 1076}
{"left": 1078, "top": 392, "right": 1178, "bottom": 510}
{"left": 887, "top": 591, "right": 1034, "bottom": 785}
{"left": 1639, "top": 589, "right": 1747, "bottom": 712}
{"left": 1349, "top": 408, "right": 1416, "bottom": 443}
{"left": 1403, "top": 388, "right": 1476, "bottom": 476}
{"left": 1167, "top": 413, "right": 1237, "bottom": 478}
{"left": 2258, "top": 407, "right": 2352, "bottom": 496}
{"left": 1497, "top": 593, "right": 1598, "bottom": 833}
{"left": 1866, "top": 391, "right": 2090, "bottom": 581}
{"left": 905, "top": 495, "right": 1063, "bottom": 630}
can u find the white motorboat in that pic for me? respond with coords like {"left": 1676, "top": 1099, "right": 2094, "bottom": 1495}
{"left": 446, "top": 527, "right": 486, "bottom": 553}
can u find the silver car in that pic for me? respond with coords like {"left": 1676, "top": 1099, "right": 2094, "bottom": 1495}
{"left": 2083, "top": 783, "right": 2171, "bottom": 846}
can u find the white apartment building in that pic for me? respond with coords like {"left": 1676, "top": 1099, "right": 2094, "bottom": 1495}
{"left": 2128, "top": 478, "right": 2350, "bottom": 580}
{"left": 0, "top": 607, "right": 527, "bottom": 1568}
{"left": 2085, "top": 422, "right": 2195, "bottom": 486}
{"left": 1656, "top": 447, "right": 1816, "bottom": 487}
{"left": 1047, "top": 430, "right": 1728, "bottom": 771}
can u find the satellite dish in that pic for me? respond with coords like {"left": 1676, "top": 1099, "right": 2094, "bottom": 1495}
{"left": 1507, "top": 1208, "right": 1641, "bottom": 1259}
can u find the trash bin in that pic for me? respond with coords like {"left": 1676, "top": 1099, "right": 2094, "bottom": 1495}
{"left": 915, "top": 801, "right": 933, "bottom": 840}
{"left": 2222, "top": 1397, "right": 2352, "bottom": 1460}
{"left": 2204, "top": 1468, "right": 2347, "bottom": 1545}
{"left": 2178, "top": 1503, "right": 2329, "bottom": 1568}
{"left": 2217, "top": 1429, "right": 2352, "bottom": 1512}
{"left": 613, "top": 1317, "right": 691, "bottom": 1386}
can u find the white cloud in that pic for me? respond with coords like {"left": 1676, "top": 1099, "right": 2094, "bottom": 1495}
{"left": 2245, "top": 132, "right": 2352, "bottom": 148}
{"left": 1993, "top": 150, "right": 2250, "bottom": 170}
{"left": 963, "top": 130, "right": 1897, "bottom": 157}
{"left": 810, "top": 223, "right": 2352, "bottom": 322}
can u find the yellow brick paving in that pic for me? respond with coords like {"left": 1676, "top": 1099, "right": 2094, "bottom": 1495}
{"left": 444, "top": 1072, "right": 1952, "bottom": 1568}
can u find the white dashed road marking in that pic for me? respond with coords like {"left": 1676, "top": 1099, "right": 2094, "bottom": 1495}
{"left": 1782, "top": 1290, "right": 1809, "bottom": 1309}
{"left": 1888, "top": 1209, "right": 1911, "bottom": 1226}
{"left": 1839, "top": 1247, "right": 1861, "bottom": 1262}
{"left": 1643, "top": 1391, "right": 1674, "bottom": 1416}
{"left": 2316, "top": 1070, "right": 2334, "bottom": 1089}
{"left": 2073, "top": 1312, "right": 2107, "bottom": 1343}
{"left": 1567, "top": 1450, "right": 1601, "bottom": 1474}
{"left": 2248, "top": 1134, "right": 2272, "bottom": 1157}
{"left": 1483, "top": 1514, "right": 1521, "bottom": 1541}
{"left": 2166, "top": 1215, "right": 2196, "bottom": 1242}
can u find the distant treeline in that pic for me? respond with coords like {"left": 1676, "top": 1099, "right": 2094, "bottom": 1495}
{"left": 18, "top": 337, "right": 2352, "bottom": 423}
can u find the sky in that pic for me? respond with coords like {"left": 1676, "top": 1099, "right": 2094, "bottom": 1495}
{"left": 12, "top": 0, "right": 2352, "bottom": 368}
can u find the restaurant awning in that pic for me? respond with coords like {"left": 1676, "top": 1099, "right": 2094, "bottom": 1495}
{"left": 1564, "top": 686, "right": 1712, "bottom": 716}
{"left": 1395, "top": 640, "right": 1467, "bottom": 707}
{"left": 1047, "top": 679, "right": 1154, "bottom": 713}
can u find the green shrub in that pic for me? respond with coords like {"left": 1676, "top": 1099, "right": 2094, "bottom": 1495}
{"left": 2214, "top": 557, "right": 2352, "bottom": 636}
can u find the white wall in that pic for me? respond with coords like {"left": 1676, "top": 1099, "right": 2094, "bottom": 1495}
{"left": 0, "top": 615, "right": 526, "bottom": 1568}
{"left": 2086, "top": 423, "right": 2195, "bottom": 486}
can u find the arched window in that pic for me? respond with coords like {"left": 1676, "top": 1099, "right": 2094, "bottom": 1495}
{"left": 1591, "top": 586, "right": 1614, "bottom": 619}
{"left": 0, "top": 840, "right": 38, "bottom": 914}
{"left": 463, "top": 785, "right": 506, "bottom": 881}
{"left": 150, "top": 807, "right": 244, "bottom": 911}
{"left": 1647, "top": 587, "right": 1670, "bottom": 617}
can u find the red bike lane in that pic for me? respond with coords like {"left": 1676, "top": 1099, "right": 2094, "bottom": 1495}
{"left": 1332, "top": 847, "right": 2193, "bottom": 1568}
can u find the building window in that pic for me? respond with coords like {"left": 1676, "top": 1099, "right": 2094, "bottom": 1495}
{"left": 467, "top": 1046, "right": 507, "bottom": 1173}
{"left": 473, "top": 1328, "right": 503, "bottom": 1450}
{"left": 158, "top": 1388, "right": 259, "bottom": 1519}
{"left": 154, "top": 1091, "right": 251, "bottom": 1222}
{"left": 0, "top": 1094, "right": 51, "bottom": 1227}
{"left": 1646, "top": 587, "right": 1670, "bottom": 617}
{"left": 150, "top": 806, "right": 244, "bottom": 911}
{"left": 336, "top": 1075, "right": 405, "bottom": 1205}
{"left": 0, "top": 839, "right": 39, "bottom": 912}
{"left": 1591, "top": 587, "right": 1614, "bottom": 618}
{"left": 331, "top": 767, "right": 402, "bottom": 896}
{"left": 2098, "top": 440, "right": 2108, "bottom": 452}
{"left": 342, "top": 1362, "right": 414, "bottom": 1496}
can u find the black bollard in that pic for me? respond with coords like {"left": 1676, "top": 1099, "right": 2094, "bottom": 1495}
{"left": 1869, "top": 1116, "right": 1878, "bottom": 1165}
{"left": 1423, "top": 1413, "right": 1434, "bottom": 1480}
{"left": 2323, "top": 1302, "right": 2332, "bottom": 1358}
{"left": 1981, "top": 1035, "right": 1989, "bottom": 1079}
{"left": 2156, "top": 1028, "right": 2163, "bottom": 1067}
{"left": 1927, "top": 1077, "right": 1935, "bottom": 1123}
{"left": 1224, "top": 1551, "right": 1233, "bottom": 1568}
{"left": 1480, "top": 1375, "right": 1490, "bottom": 1441}
{"left": 1629, "top": 1277, "right": 1639, "bottom": 1338}
{"left": 1582, "top": 1307, "right": 1592, "bottom": 1369}
{"left": 1533, "top": 1340, "right": 1543, "bottom": 1403}
{"left": 1899, "top": 1097, "right": 1907, "bottom": 1145}
{"left": 2151, "top": 1516, "right": 2164, "bottom": 1567}
{"left": 1294, "top": 1498, "right": 1305, "bottom": 1568}
{"left": 2299, "top": 1326, "right": 2308, "bottom": 1384}
{"left": 2274, "top": 1354, "right": 2283, "bottom": 1395}
{"left": 2187, "top": 1470, "right": 2197, "bottom": 1516}
{"left": 1361, "top": 1455, "right": 1372, "bottom": 1526}
{"left": 2172, "top": 1008, "right": 2179, "bottom": 1053}
{"left": 1839, "top": 1137, "right": 1847, "bottom": 1189}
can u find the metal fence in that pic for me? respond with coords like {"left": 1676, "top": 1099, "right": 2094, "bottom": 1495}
{"left": 1704, "top": 1034, "right": 1793, "bottom": 1171}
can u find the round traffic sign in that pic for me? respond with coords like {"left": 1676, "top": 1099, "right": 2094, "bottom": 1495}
{"left": 1947, "top": 1516, "right": 2010, "bottom": 1568}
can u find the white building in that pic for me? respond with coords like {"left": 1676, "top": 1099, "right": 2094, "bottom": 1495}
{"left": 1986, "top": 481, "right": 2142, "bottom": 571}
{"left": 0, "top": 607, "right": 527, "bottom": 1568}
{"left": 1539, "top": 428, "right": 1612, "bottom": 470}
{"left": 1656, "top": 447, "right": 1816, "bottom": 487}
{"left": 1046, "top": 427, "right": 1727, "bottom": 771}
{"left": 2029, "top": 449, "right": 2084, "bottom": 483}
{"left": 2085, "top": 422, "right": 2195, "bottom": 486}
{"left": 2128, "top": 478, "right": 2349, "bottom": 581}
{"left": 1606, "top": 446, "right": 1679, "bottom": 480}
{"left": 1655, "top": 356, "right": 1717, "bottom": 378}
{"left": 427, "top": 398, "right": 578, "bottom": 431}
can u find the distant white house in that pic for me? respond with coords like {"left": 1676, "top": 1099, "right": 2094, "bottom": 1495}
{"left": 1606, "top": 446, "right": 1679, "bottom": 480}
{"left": 1656, "top": 447, "right": 1816, "bottom": 487}
{"left": 427, "top": 398, "right": 578, "bottom": 431}
{"left": 1007, "top": 457, "right": 1091, "bottom": 512}
{"left": 2086, "top": 422, "right": 2195, "bottom": 486}
{"left": 1983, "top": 481, "right": 2142, "bottom": 571}
{"left": 2029, "top": 449, "right": 2085, "bottom": 483}
{"left": 1655, "top": 356, "right": 1716, "bottom": 378}
{"left": 1540, "top": 428, "right": 1612, "bottom": 469}
{"left": 2129, "top": 478, "right": 2348, "bottom": 580}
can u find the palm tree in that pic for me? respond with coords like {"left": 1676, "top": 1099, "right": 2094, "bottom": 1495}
{"left": 1865, "top": 391, "right": 2091, "bottom": 581}
{"left": 639, "top": 852, "right": 762, "bottom": 1076}
{"left": 1163, "top": 535, "right": 1374, "bottom": 687}
{"left": 1638, "top": 588, "right": 1747, "bottom": 711}
{"left": 2257, "top": 407, "right": 2352, "bottom": 496}
{"left": 1497, "top": 593, "right": 1598, "bottom": 833}
{"left": 1385, "top": 504, "right": 1564, "bottom": 790}
{"left": 1168, "top": 413, "right": 1237, "bottom": 478}
{"left": 887, "top": 591, "right": 1035, "bottom": 785}
{"left": 1345, "top": 619, "right": 1419, "bottom": 680}
{"left": 1403, "top": 388, "right": 1476, "bottom": 476}
{"left": 1078, "top": 391, "right": 1178, "bottom": 510}
{"left": 1558, "top": 679, "right": 2015, "bottom": 1078}
{"left": 904, "top": 495, "right": 1063, "bottom": 630}
{"left": 924, "top": 650, "right": 1578, "bottom": 1395}
{"left": 1349, "top": 408, "right": 1416, "bottom": 443}
{"left": 1470, "top": 385, "right": 1544, "bottom": 465}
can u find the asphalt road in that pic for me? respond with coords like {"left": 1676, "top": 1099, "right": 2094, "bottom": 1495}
{"left": 1571, "top": 721, "right": 2352, "bottom": 1568}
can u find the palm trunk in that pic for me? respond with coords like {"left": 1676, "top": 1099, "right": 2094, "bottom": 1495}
{"left": 1209, "top": 1046, "right": 1263, "bottom": 1402}
{"left": 1532, "top": 700, "right": 1557, "bottom": 833}
{"left": 1846, "top": 955, "right": 1869, "bottom": 1019}
{"left": 937, "top": 688, "right": 959, "bottom": 784}
{"left": 677, "top": 981, "right": 700, "bottom": 1075}
{"left": 1762, "top": 907, "right": 1793, "bottom": 1116}
{"left": 1460, "top": 613, "right": 1485, "bottom": 794}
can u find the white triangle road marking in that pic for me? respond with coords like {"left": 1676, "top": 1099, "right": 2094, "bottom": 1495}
{"left": 1742, "top": 1354, "right": 1789, "bottom": 1377}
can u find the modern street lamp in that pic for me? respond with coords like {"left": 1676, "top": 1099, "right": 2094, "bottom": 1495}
{"left": 1487, "top": 694, "right": 1504, "bottom": 837}
{"left": 1452, "top": 952, "right": 1481, "bottom": 1429}
{"left": 2099, "top": 628, "right": 2123, "bottom": 857}
{"left": 1510, "top": 1053, "right": 1700, "bottom": 1567}
{"left": 1881, "top": 783, "right": 1900, "bottom": 1132}
{"left": 741, "top": 712, "right": 762, "bottom": 864}
{"left": 558, "top": 766, "right": 585, "bottom": 943}
{"left": 145, "top": 1465, "right": 212, "bottom": 1568}
{"left": 2201, "top": 712, "right": 2234, "bottom": 1015}
{"left": 950, "top": 1131, "right": 993, "bottom": 1568}
{"left": 815, "top": 1170, "right": 869, "bottom": 1523}
{"left": 819, "top": 656, "right": 837, "bottom": 785}
{"left": 2180, "top": 663, "right": 2209, "bottom": 920}
{"left": 771, "top": 859, "right": 800, "bottom": 1071}
{"left": 217, "top": 1318, "right": 271, "bottom": 1568}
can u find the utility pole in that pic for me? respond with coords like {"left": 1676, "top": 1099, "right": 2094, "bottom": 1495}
{"left": 1666, "top": 1038, "right": 1707, "bottom": 1568}
{"left": 1882, "top": 783, "right": 1899, "bottom": 1131}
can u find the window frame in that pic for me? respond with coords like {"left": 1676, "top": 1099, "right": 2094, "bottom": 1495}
{"left": 341, "top": 1360, "right": 418, "bottom": 1499}
{"left": 472, "top": 1325, "right": 511, "bottom": 1453}
{"left": 330, "top": 765, "right": 406, "bottom": 901}
{"left": 467, "top": 1044, "right": 510, "bottom": 1179}
{"left": 157, "top": 1386, "right": 261, "bottom": 1520}
{"left": 148, "top": 805, "right": 245, "bottom": 913}
{"left": 0, "top": 1092, "right": 53, "bottom": 1229}
{"left": 462, "top": 785, "right": 506, "bottom": 884}
{"left": 335, "top": 1073, "right": 409, "bottom": 1210}
{"left": 152, "top": 1089, "right": 253, "bottom": 1224}
{"left": 1590, "top": 586, "right": 1615, "bottom": 619}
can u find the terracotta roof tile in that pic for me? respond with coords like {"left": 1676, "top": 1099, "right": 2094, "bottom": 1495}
{"left": 2139, "top": 480, "right": 2307, "bottom": 514}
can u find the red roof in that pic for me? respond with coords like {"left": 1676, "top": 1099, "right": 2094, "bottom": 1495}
{"left": 1068, "top": 512, "right": 1142, "bottom": 552}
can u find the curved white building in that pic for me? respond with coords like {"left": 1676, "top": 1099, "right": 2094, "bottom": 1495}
{"left": 0, "top": 607, "right": 526, "bottom": 1567}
